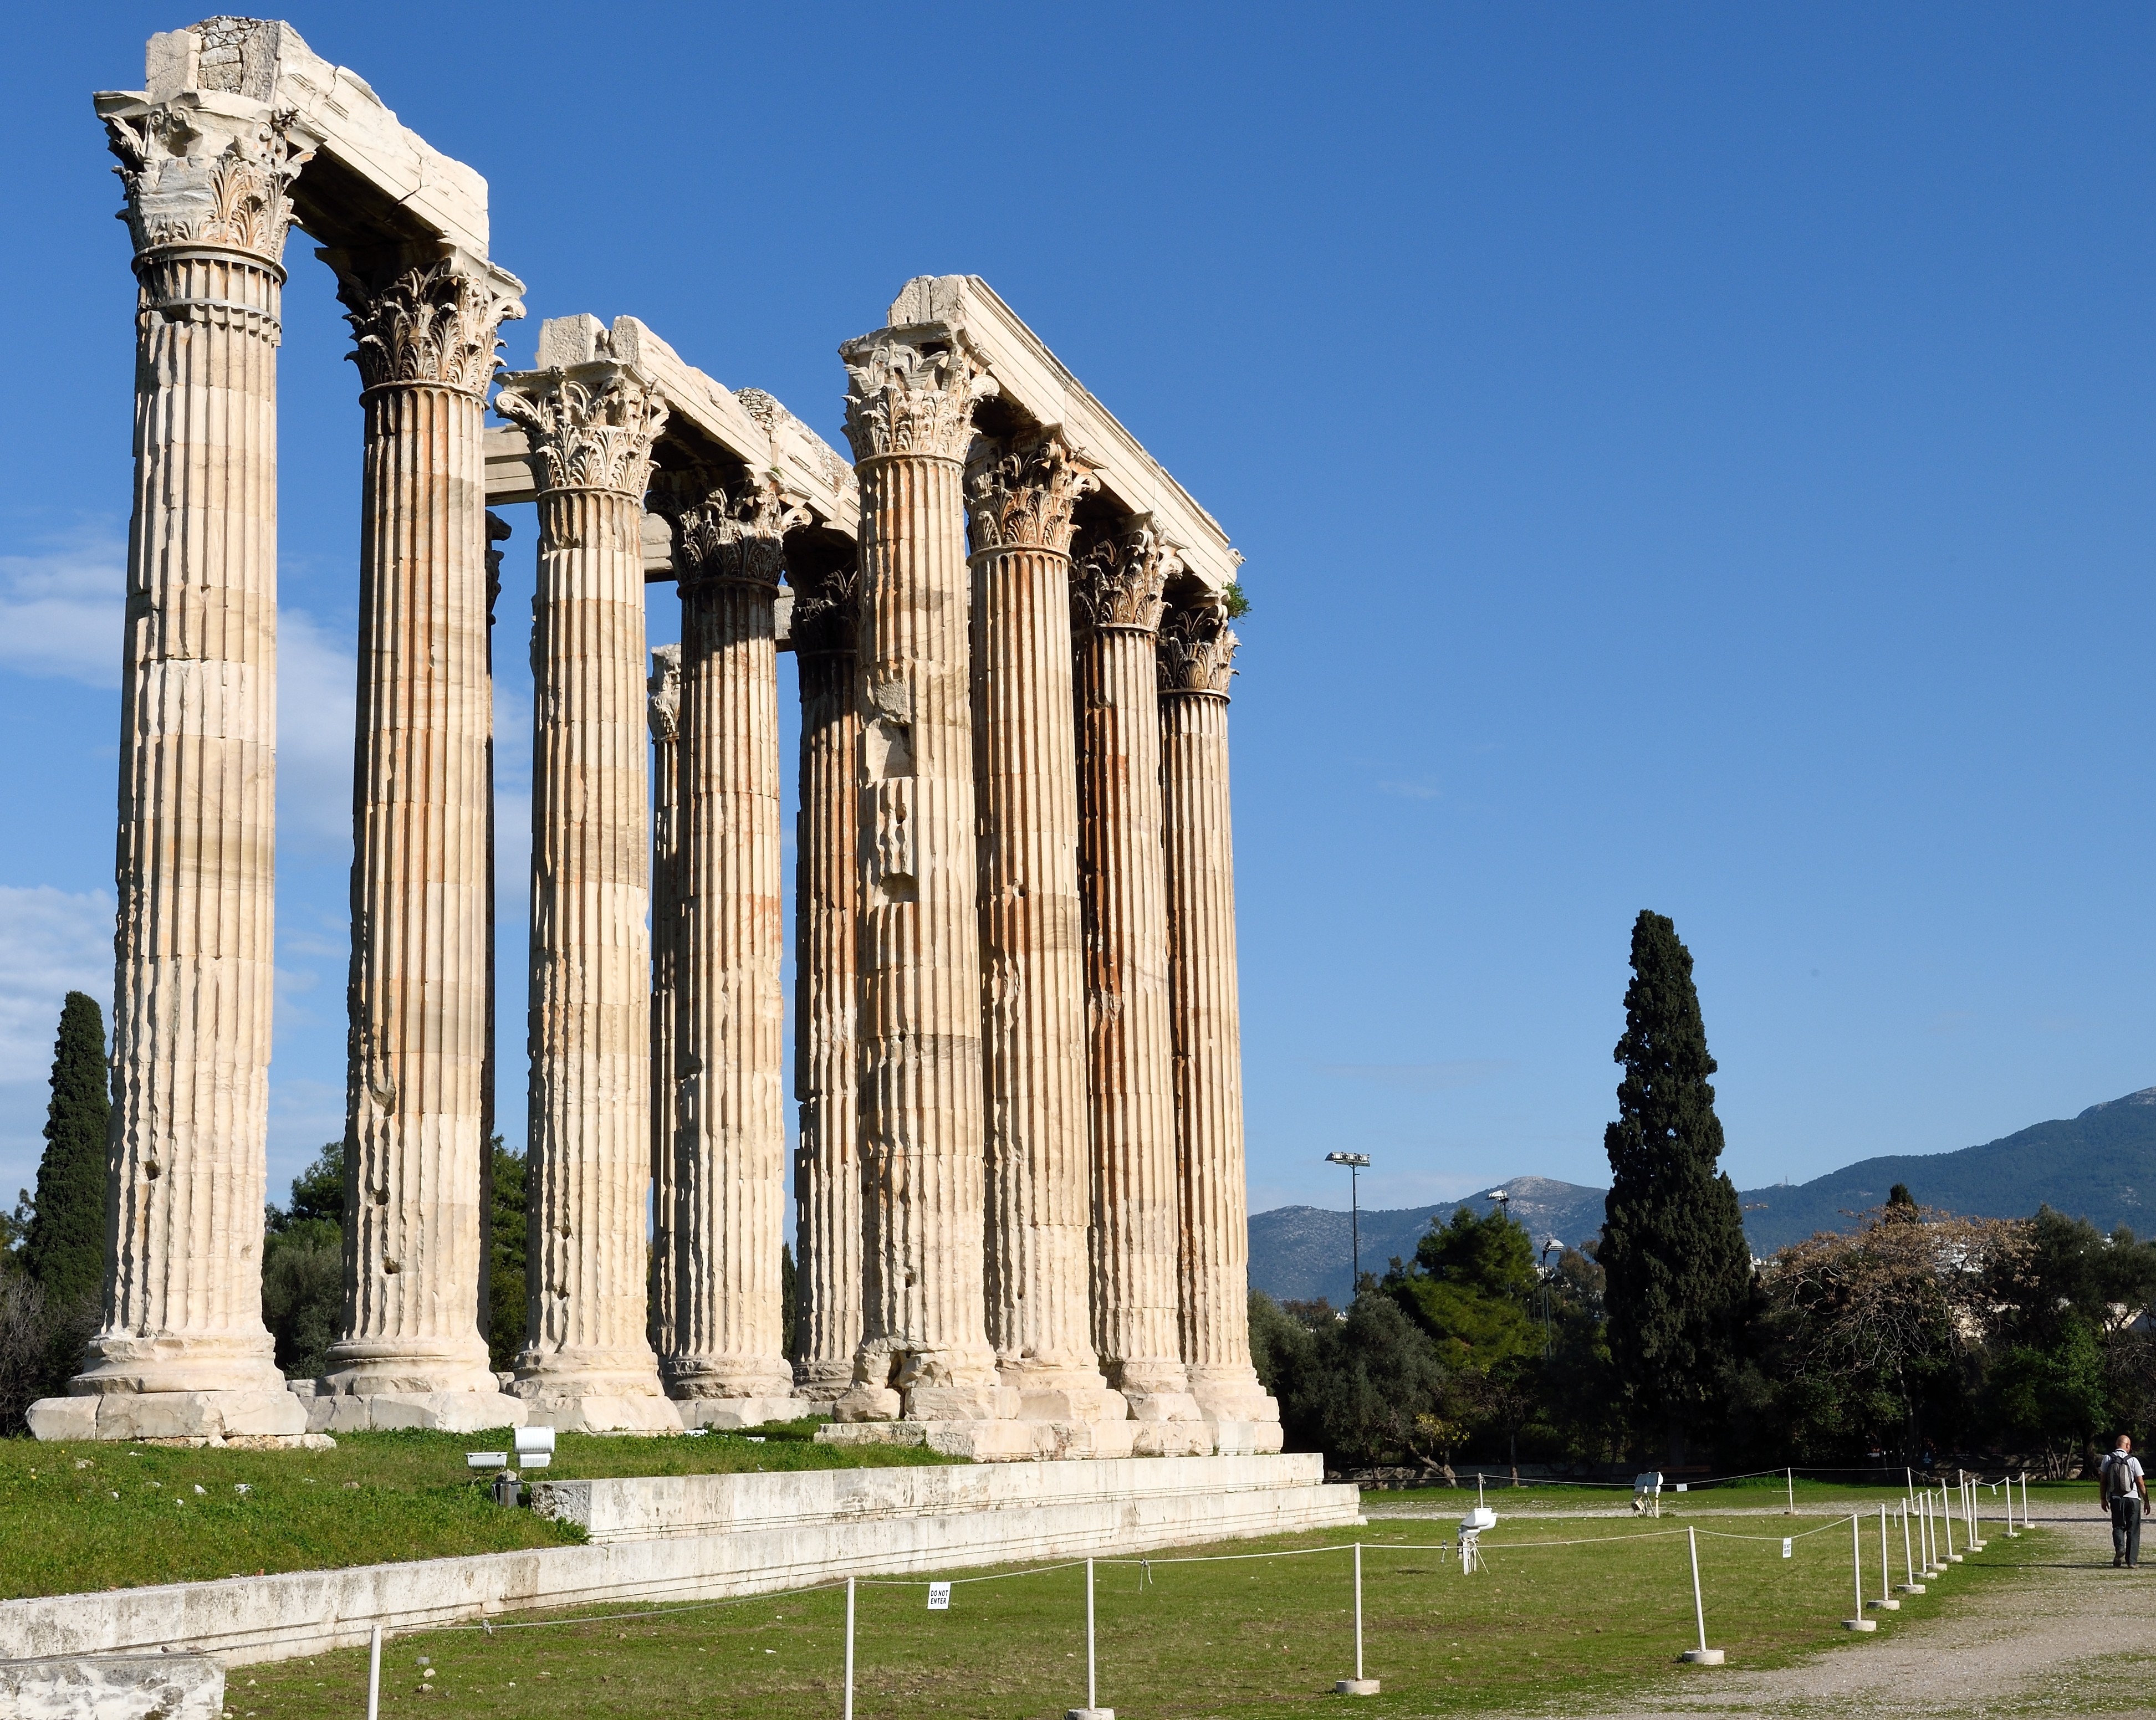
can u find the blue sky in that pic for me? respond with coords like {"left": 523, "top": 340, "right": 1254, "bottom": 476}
{"left": 1, "top": 4, "right": 2150, "bottom": 1221}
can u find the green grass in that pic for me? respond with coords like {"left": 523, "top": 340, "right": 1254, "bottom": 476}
{"left": 0, "top": 1424, "right": 961, "bottom": 1601}
{"left": 232, "top": 1513, "right": 2047, "bottom": 1719}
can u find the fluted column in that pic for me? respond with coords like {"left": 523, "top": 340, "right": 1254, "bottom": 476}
{"left": 1159, "top": 598, "right": 1281, "bottom": 1452}
{"left": 492, "top": 363, "right": 676, "bottom": 1431}
{"left": 647, "top": 643, "right": 683, "bottom": 1364}
{"left": 320, "top": 253, "right": 525, "bottom": 1425}
{"left": 659, "top": 478, "right": 804, "bottom": 1420}
{"left": 1075, "top": 524, "right": 1204, "bottom": 1434}
{"left": 966, "top": 435, "right": 1125, "bottom": 1425}
{"left": 832, "top": 328, "right": 1009, "bottom": 1424}
{"left": 35, "top": 102, "right": 318, "bottom": 1441}
{"left": 791, "top": 565, "right": 864, "bottom": 1401}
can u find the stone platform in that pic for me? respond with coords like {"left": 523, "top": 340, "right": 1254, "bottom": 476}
{"left": 0, "top": 1454, "right": 1357, "bottom": 1668}
{"left": 816, "top": 1417, "right": 1217, "bottom": 1460}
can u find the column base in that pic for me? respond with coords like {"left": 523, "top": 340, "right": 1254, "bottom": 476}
{"left": 1202, "top": 1418, "right": 1284, "bottom": 1456}
{"left": 793, "top": 1360, "right": 855, "bottom": 1402}
{"left": 815, "top": 1417, "right": 1147, "bottom": 1461}
{"left": 28, "top": 1388, "right": 309, "bottom": 1443}
{"left": 308, "top": 1390, "right": 528, "bottom": 1435}
{"left": 515, "top": 1391, "right": 683, "bottom": 1435}
{"left": 678, "top": 1396, "right": 819, "bottom": 1430}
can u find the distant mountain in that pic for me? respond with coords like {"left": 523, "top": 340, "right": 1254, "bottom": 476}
{"left": 1245, "top": 1088, "right": 2156, "bottom": 1299}
{"left": 1247, "top": 1176, "right": 1608, "bottom": 1306}
{"left": 1732, "top": 1086, "right": 2156, "bottom": 1254}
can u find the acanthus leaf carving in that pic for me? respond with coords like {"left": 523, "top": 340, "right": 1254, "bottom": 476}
{"left": 657, "top": 473, "right": 806, "bottom": 591}
{"left": 338, "top": 259, "right": 524, "bottom": 396}
{"left": 647, "top": 642, "right": 683, "bottom": 744}
{"left": 1071, "top": 521, "right": 1178, "bottom": 636}
{"left": 965, "top": 432, "right": 1099, "bottom": 555}
{"left": 1157, "top": 597, "right": 1240, "bottom": 695}
{"left": 838, "top": 329, "right": 997, "bottom": 464}
{"left": 104, "top": 103, "right": 314, "bottom": 265}
{"left": 790, "top": 564, "right": 861, "bottom": 659}
{"left": 493, "top": 363, "right": 668, "bottom": 499}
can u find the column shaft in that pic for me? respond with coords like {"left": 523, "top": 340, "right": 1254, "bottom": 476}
{"left": 494, "top": 360, "right": 672, "bottom": 1428}
{"left": 662, "top": 483, "right": 797, "bottom": 1408}
{"left": 791, "top": 572, "right": 863, "bottom": 1400}
{"left": 835, "top": 331, "right": 1005, "bottom": 1423}
{"left": 647, "top": 643, "right": 683, "bottom": 1364}
{"left": 325, "top": 259, "right": 520, "bottom": 1410}
{"left": 1159, "top": 603, "right": 1280, "bottom": 1447}
{"left": 1075, "top": 528, "right": 1201, "bottom": 1425}
{"left": 967, "top": 437, "right": 1118, "bottom": 1420}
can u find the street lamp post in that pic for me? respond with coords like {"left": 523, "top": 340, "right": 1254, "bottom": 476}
{"left": 1538, "top": 1237, "right": 1559, "bottom": 1358}
{"left": 1326, "top": 1152, "right": 1372, "bottom": 1298}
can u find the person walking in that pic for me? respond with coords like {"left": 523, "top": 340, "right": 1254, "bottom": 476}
{"left": 2099, "top": 1434, "right": 2147, "bottom": 1569}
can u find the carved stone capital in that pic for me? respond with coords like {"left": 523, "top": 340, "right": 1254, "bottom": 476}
{"left": 335, "top": 258, "right": 524, "bottom": 396}
{"left": 658, "top": 474, "right": 805, "bottom": 591}
{"left": 101, "top": 101, "right": 316, "bottom": 267}
{"left": 791, "top": 565, "right": 861, "bottom": 659}
{"left": 966, "top": 432, "right": 1099, "bottom": 556}
{"left": 1072, "top": 523, "right": 1179, "bottom": 636}
{"left": 648, "top": 642, "right": 682, "bottom": 743}
{"left": 494, "top": 363, "right": 668, "bottom": 499}
{"left": 1158, "top": 598, "right": 1239, "bottom": 695}
{"left": 839, "top": 327, "right": 997, "bottom": 464}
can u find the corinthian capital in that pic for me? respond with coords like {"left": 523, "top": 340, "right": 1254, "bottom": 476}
{"left": 1071, "top": 523, "right": 1179, "bottom": 636}
{"left": 791, "top": 565, "right": 861, "bottom": 659}
{"left": 494, "top": 363, "right": 668, "bottom": 499}
{"left": 966, "top": 433, "right": 1099, "bottom": 556}
{"left": 839, "top": 327, "right": 997, "bottom": 464}
{"left": 659, "top": 474, "right": 805, "bottom": 591}
{"left": 648, "top": 643, "right": 682, "bottom": 743}
{"left": 1158, "top": 598, "right": 1240, "bottom": 695}
{"left": 333, "top": 257, "right": 525, "bottom": 395}
{"left": 100, "top": 100, "right": 316, "bottom": 265}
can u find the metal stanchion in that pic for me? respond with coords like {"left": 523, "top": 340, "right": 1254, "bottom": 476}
{"left": 844, "top": 1576, "right": 855, "bottom": 1720}
{"left": 1067, "top": 1557, "right": 1110, "bottom": 1720}
{"left": 1680, "top": 1527, "right": 1724, "bottom": 1664}
{"left": 1842, "top": 1514, "right": 1876, "bottom": 1630}
{"left": 1868, "top": 1506, "right": 1899, "bottom": 1611}
{"left": 367, "top": 1624, "right": 382, "bottom": 1720}
{"left": 1897, "top": 1500, "right": 1923, "bottom": 1594}
{"left": 1334, "top": 1542, "right": 1380, "bottom": 1694}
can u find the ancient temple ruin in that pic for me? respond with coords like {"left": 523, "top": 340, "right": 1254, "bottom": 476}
{"left": 32, "top": 18, "right": 1278, "bottom": 1460}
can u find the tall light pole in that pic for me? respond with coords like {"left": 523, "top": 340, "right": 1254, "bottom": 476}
{"left": 1539, "top": 1236, "right": 1559, "bottom": 1358}
{"left": 1326, "top": 1151, "right": 1371, "bottom": 1299}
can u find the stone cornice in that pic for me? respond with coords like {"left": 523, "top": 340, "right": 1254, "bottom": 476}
{"left": 336, "top": 258, "right": 524, "bottom": 397}
{"left": 648, "top": 643, "right": 682, "bottom": 744}
{"left": 790, "top": 565, "right": 860, "bottom": 659}
{"left": 966, "top": 432, "right": 1099, "bottom": 556}
{"left": 1157, "top": 600, "right": 1239, "bottom": 697}
{"left": 1072, "top": 522, "right": 1179, "bottom": 637}
{"left": 658, "top": 475, "right": 804, "bottom": 592}
{"left": 838, "top": 326, "right": 998, "bottom": 464}
{"left": 493, "top": 363, "right": 668, "bottom": 500}
{"left": 101, "top": 100, "right": 316, "bottom": 268}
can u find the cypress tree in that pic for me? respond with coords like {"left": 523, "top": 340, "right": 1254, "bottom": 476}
{"left": 1600, "top": 912, "right": 1752, "bottom": 1462}
{"left": 23, "top": 992, "right": 111, "bottom": 1309}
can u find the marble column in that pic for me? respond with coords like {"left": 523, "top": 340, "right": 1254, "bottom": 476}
{"left": 493, "top": 362, "right": 677, "bottom": 1432}
{"left": 1074, "top": 523, "right": 1207, "bottom": 1448}
{"left": 832, "top": 329, "right": 1010, "bottom": 1426}
{"left": 647, "top": 643, "right": 683, "bottom": 1365}
{"left": 1159, "top": 597, "right": 1281, "bottom": 1453}
{"left": 319, "top": 252, "right": 526, "bottom": 1431}
{"left": 791, "top": 564, "right": 864, "bottom": 1401}
{"left": 966, "top": 435, "right": 1127, "bottom": 1432}
{"left": 659, "top": 477, "right": 806, "bottom": 1425}
{"left": 32, "top": 104, "right": 318, "bottom": 1442}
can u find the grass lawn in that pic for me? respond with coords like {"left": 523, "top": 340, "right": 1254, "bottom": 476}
{"left": 0, "top": 1422, "right": 960, "bottom": 1601}
{"left": 233, "top": 1498, "right": 2043, "bottom": 1720}
{"left": 1366, "top": 1470, "right": 2031, "bottom": 1515}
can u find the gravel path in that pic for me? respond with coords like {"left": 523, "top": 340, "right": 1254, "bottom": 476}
{"left": 1501, "top": 1507, "right": 2155, "bottom": 1719}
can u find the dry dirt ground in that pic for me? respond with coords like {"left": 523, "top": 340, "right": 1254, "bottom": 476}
{"left": 1516, "top": 1506, "right": 2156, "bottom": 1719}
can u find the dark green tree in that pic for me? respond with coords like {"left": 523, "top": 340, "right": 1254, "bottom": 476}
{"left": 23, "top": 992, "right": 112, "bottom": 1310}
{"left": 487, "top": 1138, "right": 527, "bottom": 1374}
{"left": 781, "top": 1243, "right": 799, "bottom": 1360}
{"left": 1600, "top": 910, "right": 1753, "bottom": 1461}
{"left": 262, "top": 1141, "right": 346, "bottom": 1378}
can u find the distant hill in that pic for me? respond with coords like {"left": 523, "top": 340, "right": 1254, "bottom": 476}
{"left": 1246, "top": 1088, "right": 2156, "bottom": 1299}
{"left": 1247, "top": 1176, "right": 1608, "bottom": 1306}
{"left": 1732, "top": 1086, "right": 2156, "bottom": 1254}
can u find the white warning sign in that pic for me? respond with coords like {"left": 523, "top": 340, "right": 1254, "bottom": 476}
{"left": 927, "top": 1582, "right": 952, "bottom": 1611}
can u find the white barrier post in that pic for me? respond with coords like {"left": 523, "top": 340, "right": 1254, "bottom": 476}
{"left": 1787, "top": 1468, "right": 1795, "bottom": 1514}
{"left": 1334, "top": 1542, "right": 1380, "bottom": 1694}
{"left": 1898, "top": 1500, "right": 1923, "bottom": 1594}
{"left": 1920, "top": 1492, "right": 1934, "bottom": 1575}
{"left": 1065, "top": 1558, "right": 1108, "bottom": 1720}
{"left": 1680, "top": 1526, "right": 1724, "bottom": 1663}
{"left": 367, "top": 1625, "right": 382, "bottom": 1720}
{"left": 1941, "top": 1487, "right": 1958, "bottom": 1563}
{"left": 1867, "top": 1506, "right": 1898, "bottom": 1611}
{"left": 844, "top": 1577, "right": 856, "bottom": 1720}
{"left": 1842, "top": 1514, "right": 1876, "bottom": 1630}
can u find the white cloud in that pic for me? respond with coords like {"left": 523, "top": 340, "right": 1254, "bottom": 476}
{"left": 0, "top": 887, "right": 113, "bottom": 1087}
{"left": 275, "top": 607, "right": 357, "bottom": 858}
{"left": 0, "top": 528, "right": 126, "bottom": 687}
